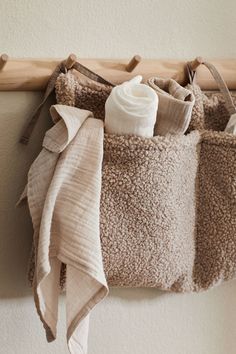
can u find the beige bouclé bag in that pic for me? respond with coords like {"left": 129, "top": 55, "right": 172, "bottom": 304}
{"left": 25, "top": 60, "right": 236, "bottom": 292}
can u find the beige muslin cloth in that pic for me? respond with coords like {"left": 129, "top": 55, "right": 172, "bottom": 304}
{"left": 147, "top": 77, "right": 195, "bottom": 136}
{"left": 18, "top": 104, "right": 108, "bottom": 353}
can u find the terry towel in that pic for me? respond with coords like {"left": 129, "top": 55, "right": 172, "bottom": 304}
{"left": 105, "top": 76, "right": 158, "bottom": 137}
{"left": 147, "top": 77, "right": 195, "bottom": 136}
{"left": 18, "top": 105, "right": 108, "bottom": 354}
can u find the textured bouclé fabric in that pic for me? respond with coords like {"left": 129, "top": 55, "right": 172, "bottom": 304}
{"left": 100, "top": 132, "right": 200, "bottom": 290}
{"left": 187, "top": 84, "right": 236, "bottom": 132}
{"left": 186, "top": 82, "right": 236, "bottom": 291}
{"left": 193, "top": 130, "right": 236, "bottom": 290}
{"left": 55, "top": 70, "right": 112, "bottom": 119}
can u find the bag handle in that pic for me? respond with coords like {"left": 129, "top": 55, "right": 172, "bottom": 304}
{"left": 19, "top": 61, "right": 114, "bottom": 145}
{"left": 19, "top": 62, "right": 63, "bottom": 144}
{"left": 186, "top": 60, "right": 236, "bottom": 116}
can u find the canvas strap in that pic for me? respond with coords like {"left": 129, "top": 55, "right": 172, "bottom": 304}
{"left": 19, "top": 61, "right": 114, "bottom": 145}
{"left": 186, "top": 60, "right": 236, "bottom": 116}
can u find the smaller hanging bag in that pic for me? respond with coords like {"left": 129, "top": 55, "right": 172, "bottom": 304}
{"left": 186, "top": 61, "right": 236, "bottom": 291}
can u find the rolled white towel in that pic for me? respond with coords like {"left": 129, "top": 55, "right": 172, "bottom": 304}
{"left": 105, "top": 76, "right": 158, "bottom": 137}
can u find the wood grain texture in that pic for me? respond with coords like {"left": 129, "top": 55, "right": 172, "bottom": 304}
{"left": 0, "top": 58, "right": 236, "bottom": 91}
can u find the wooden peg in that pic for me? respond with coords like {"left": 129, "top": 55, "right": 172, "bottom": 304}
{"left": 65, "top": 53, "right": 77, "bottom": 69}
{"left": 0, "top": 54, "right": 9, "bottom": 70}
{"left": 126, "top": 55, "right": 142, "bottom": 72}
{"left": 189, "top": 56, "right": 203, "bottom": 71}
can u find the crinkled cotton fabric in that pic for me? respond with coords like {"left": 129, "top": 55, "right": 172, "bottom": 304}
{"left": 18, "top": 105, "right": 108, "bottom": 354}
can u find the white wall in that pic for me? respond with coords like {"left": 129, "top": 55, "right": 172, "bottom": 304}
{"left": 1, "top": 1, "right": 236, "bottom": 353}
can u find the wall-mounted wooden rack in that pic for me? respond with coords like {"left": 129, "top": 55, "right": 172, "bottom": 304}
{"left": 0, "top": 54, "right": 236, "bottom": 91}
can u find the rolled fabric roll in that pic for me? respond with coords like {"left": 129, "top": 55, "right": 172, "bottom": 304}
{"left": 105, "top": 76, "right": 158, "bottom": 137}
{"left": 147, "top": 77, "right": 195, "bottom": 136}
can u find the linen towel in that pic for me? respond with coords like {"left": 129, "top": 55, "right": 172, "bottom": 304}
{"left": 18, "top": 105, "right": 108, "bottom": 353}
{"left": 147, "top": 77, "right": 195, "bottom": 136}
{"left": 105, "top": 76, "right": 158, "bottom": 137}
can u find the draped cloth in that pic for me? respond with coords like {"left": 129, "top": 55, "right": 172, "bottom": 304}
{"left": 18, "top": 104, "right": 108, "bottom": 353}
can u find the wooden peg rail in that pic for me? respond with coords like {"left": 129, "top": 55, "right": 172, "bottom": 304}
{"left": 0, "top": 54, "right": 8, "bottom": 70}
{"left": 0, "top": 57, "right": 236, "bottom": 91}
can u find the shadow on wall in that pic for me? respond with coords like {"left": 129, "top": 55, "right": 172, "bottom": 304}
{"left": 0, "top": 92, "right": 53, "bottom": 299}
{"left": 109, "top": 287, "right": 167, "bottom": 303}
